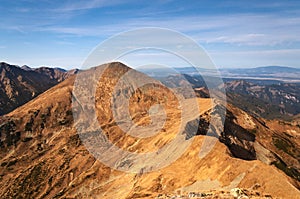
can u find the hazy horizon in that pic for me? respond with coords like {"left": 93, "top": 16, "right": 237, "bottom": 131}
{"left": 2, "top": 60, "right": 300, "bottom": 71}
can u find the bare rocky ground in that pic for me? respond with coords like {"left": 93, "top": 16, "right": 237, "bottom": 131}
{"left": 155, "top": 188, "right": 273, "bottom": 199}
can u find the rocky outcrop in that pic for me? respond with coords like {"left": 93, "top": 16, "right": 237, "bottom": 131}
{"left": 0, "top": 119, "right": 20, "bottom": 147}
{"left": 220, "top": 108, "right": 256, "bottom": 160}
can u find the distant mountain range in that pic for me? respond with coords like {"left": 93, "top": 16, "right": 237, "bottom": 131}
{"left": 220, "top": 66, "right": 300, "bottom": 82}
{"left": 223, "top": 66, "right": 300, "bottom": 74}
{"left": 140, "top": 65, "right": 300, "bottom": 83}
{"left": 0, "top": 62, "right": 78, "bottom": 115}
{"left": 142, "top": 65, "right": 300, "bottom": 121}
{"left": 157, "top": 73, "right": 300, "bottom": 120}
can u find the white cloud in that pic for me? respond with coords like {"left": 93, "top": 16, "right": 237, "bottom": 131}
{"left": 55, "top": 0, "right": 125, "bottom": 12}
{"left": 38, "top": 13, "right": 300, "bottom": 47}
{"left": 206, "top": 34, "right": 268, "bottom": 46}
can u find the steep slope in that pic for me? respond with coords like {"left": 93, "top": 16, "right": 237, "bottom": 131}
{"left": 0, "top": 62, "right": 299, "bottom": 198}
{"left": 0, "top": 62, "right": 77, "bottom": 115}
{"left": 160, "top": 75, "right": 300, "bottom": 120}
{"left": 157, "top": 74, "right": 209, "bottom": 98}
{"left": 225, "top": 80, "right": 300, "bottom": 120}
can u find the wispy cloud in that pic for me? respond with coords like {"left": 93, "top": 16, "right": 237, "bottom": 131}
{"left": 37, "top": 13, "right": 300, "bottom": 47}
{"left": 55, "top": 0, "right": 126, "bottom": 12}
{"left": 206, "top": 34, "right": 266, "bottom": 46}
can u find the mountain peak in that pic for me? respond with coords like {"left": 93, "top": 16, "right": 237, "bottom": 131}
{"left": 21, "top": 65, "right": 32, "bottom": 71}
{"left": 253, "top": 65, "right": 300, "bottom": 72}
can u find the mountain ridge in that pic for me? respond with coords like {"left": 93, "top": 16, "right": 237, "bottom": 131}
{"left": 0, "top": 62, "right": 78, "bottom": 115}
{"left": 0, "top": 62, "right": 299, "bottom": 198}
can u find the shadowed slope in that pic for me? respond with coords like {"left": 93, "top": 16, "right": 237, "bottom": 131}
{"left": 0, "top": 62, "right": 77, "bottom": 115}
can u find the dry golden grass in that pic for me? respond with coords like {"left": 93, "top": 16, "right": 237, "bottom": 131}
{"left": 0, "top": 63, "right": 299, "bottom": 198}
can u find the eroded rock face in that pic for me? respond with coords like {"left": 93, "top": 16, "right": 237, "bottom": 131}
{"left": 220, "top": 109, "right": 256, "bottom": 160}
{"left": 184, "top": 105, "right": 257, "bottom": 161}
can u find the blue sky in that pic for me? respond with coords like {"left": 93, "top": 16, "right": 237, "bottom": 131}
{"left": 0, "top": 0, "right": 300, "bottom": 69}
